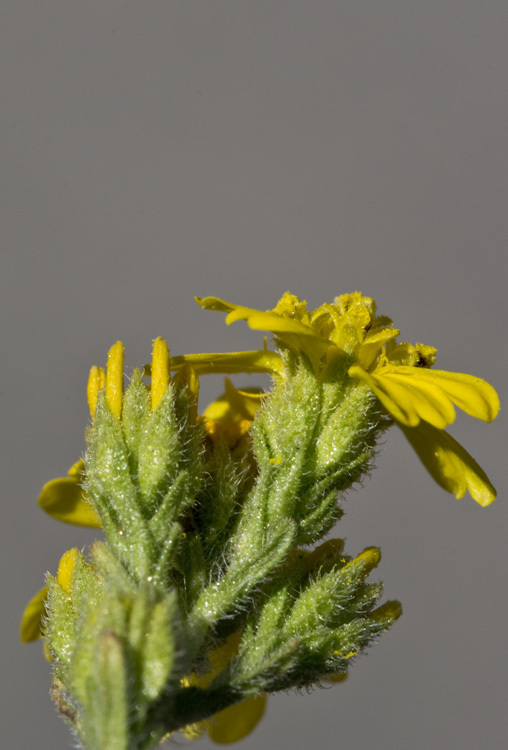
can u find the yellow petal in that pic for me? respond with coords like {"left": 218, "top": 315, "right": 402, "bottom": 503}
{"left": 348, "top": 365, "right": 420, "bottom": 426}
{"left": 106, "top": 341, "right": 124, "bottom": 418}
{"left": 207, "top": 694, "right": 267, "bottom": 744}
{"left": 170, "top": 350, "right": 284, "bottom": 377}
{"left": 195, "top": 296, "right": 239, "bottom": 314}
{"left": 349, "top": 364, "right": 497, "bottom": 430}
{"left": 400, "top": 421, "right": 497, "bottom": 506}
{"left": 232, "top": 311, "right": 335, "bottom": 362}
{"left": 20, "top": 586, "right": 48, "bottom": 642}
{"left": 356, "top": 328, "right": 400, "bottom": 369}
{"left": 228, "top": 308, "right": 316, "bottom": 336}
{"left": 384, "top": 367, "right": 500, "bottom": 423}
{"left": 151, "top": 337, "right": 170, "bottom": 410}
{"left": 38, "top": 475, "right": 102, "bottom": 528}
{"left": 377, "top": 370, "right": 456, "bottom": 428}
{"left": 196, "top": 295, "right": 332, "bottom": 355}
{"left": 57, "top": 548, "right": 79, "bottom": 594}
{"left": 352, "top": 546, "right": 382, "bottom": 575}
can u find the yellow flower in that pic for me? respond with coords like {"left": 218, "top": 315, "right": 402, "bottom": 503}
{"left": 196, "top": 291, "right": 398, "bottom": 374}
{"left": 197, "top": 292, "right": 500, "bottom": 506}
{"left": 182, "top": 633, "right": 266, "bottom": 744}
{"left": 201, "top": 377, "right": 263, "bottom": 448}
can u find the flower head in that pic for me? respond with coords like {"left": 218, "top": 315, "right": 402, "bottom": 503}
{"left": 196, "top": 291, "right": 398, "bottom": 374}
{"left": 197, "top": 292, "right": 499, "bottom": 505}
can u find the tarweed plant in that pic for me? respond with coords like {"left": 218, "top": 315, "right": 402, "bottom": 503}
{"left": 21, "top": 292, "right": 499, "bottom": 749}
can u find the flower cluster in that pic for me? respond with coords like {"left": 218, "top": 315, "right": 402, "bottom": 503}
{"left": 197, "top": 292, "right": 498, "bottom": 505}
{"left": 22, "top": 293, "right": 498, "bottom": 750}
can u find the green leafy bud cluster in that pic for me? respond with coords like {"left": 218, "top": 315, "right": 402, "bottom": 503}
{"left": 45, "top": 356, "right": 400, "bottom": 749}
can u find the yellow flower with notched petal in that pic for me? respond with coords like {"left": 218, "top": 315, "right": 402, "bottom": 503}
{"left": 197, "top": 292, "right": 499, "bottom": 506}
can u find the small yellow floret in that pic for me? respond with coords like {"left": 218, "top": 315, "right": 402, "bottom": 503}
{"left": 354, "top": 546, "right": 381, "bottom": 575}
{"left": 87, "top": 366, "right": 106, "bottom": 416}
{"left": 151, "top": 337, "right": 170, "bottom": 410}
{"left": 106, "top": 341, "right": 124, "bottom": 418}
{"left": 57, "top": 548, "right": 79, "bottom": 595}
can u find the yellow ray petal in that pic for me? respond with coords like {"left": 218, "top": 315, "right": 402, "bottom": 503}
{"left": 196, "top": 295, "right": 332, "bottom": 353}
{"left": 349, "top": 364, "right": 497, "bottom": 430}
{"left": 348, "top": 365, "right": 420, "bottom": 426}
{"left": 38, "top": 474, "right": 101, "bottom": 528}
{"left": 170, "top": 350, "right": 284, "bottom": 377}
{"left": 228, "top": 310, "right": 334, "bottom": 361}
{"left": 356, "top": 328, "right": 400, "bottom": 369}
{"left": 400, "top": 421, "right": 497, "bottom": 507}
{"left": 105, "top": 341, "right": 124, "bottom": 418}
{"left": 228, "top": 308, "right": 319, "bottom": 337}
{"left": 378, "top": 370, "right": 456, "bottom": 429}
{"left": 206, "top": 694, "right": 267, "bottom": 744}
{"left": 384, "top": 367, "right": 500, "bottom": 423}
{"left": 57, "top": 548, "right": 79, "bottom": 594}
{"left": 20, "top": 586, "right": 48, "bottom": 642}
{"left": 195, "top": 296, "right": 239, "bottom": 314}
{"left": 151, "top": 337, "right": 170, "bottom": 410}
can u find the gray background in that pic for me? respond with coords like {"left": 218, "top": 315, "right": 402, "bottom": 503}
{"left": 1, "top": 2, "right": 507, "bottom": 748}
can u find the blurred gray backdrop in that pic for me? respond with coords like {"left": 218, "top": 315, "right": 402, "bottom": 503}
{"left": 1, "top": 2, "right": 507, "bottom": 748}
